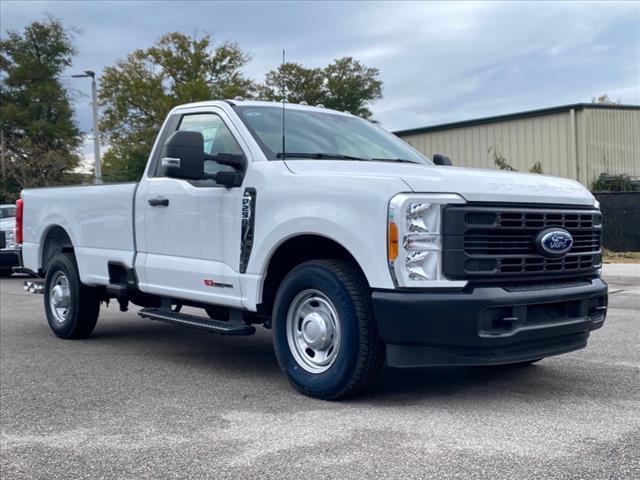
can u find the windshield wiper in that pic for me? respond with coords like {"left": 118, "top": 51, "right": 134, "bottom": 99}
{"left": 371, "top": 158, "right": 421, "bottom": 164}
{"left": 276, "top": 152, "right": 366, "bottom": 161}
{"left": 276, "top": 153, "right": 422, "bottom": 164}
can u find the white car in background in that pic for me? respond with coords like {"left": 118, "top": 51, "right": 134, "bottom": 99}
{"left": 1, "top": 204, "right": 18, "bottom": 276}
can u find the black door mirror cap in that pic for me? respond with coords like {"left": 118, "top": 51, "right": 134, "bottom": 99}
{"left": 433, "top": 154, "right": 452, "bottom": 166}
{"left": 161, "top": 130, "right": 205, "bottom": 180}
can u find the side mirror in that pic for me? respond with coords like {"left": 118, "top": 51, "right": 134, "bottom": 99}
{"left": 433, "top": 154, "right": 452, "bottom": 166}
{"left": 206, "top": 152, "right": 244, "bottom": 171}
{"left": 161, "top": 130, "right": 205, "bottom": 180}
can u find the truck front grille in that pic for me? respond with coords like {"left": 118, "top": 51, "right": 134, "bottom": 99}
{"left": 442, "top": 205, "right": 602, "bottom": 281}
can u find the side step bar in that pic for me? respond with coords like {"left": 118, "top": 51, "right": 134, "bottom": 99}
{"left": 138, "top": 307, "right": 255, "bottom": 336}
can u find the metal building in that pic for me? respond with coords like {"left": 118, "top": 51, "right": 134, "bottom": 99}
{"left": 394, "top": 103, "right": 640, "bottom": 187}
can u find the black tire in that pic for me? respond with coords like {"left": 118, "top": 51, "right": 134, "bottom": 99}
{"left": 44, "top": 253, "right": 100, "bottom": 339}
{"left": 0, "top": 269, "right": 13, "bottom": 277}
{"left": 493, "top": 358, "right": 543, "bottom": 367}
{"left": 511, "top": 358, "right": 543, "bottom": 366}
{"left": 272, "top": 259, "right": 385, "bottom": 400}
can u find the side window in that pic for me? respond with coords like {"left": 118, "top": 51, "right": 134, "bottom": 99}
{"left": 178, "top": 113, "right": 243, "bottom": 178}
{"left": 154, "top": 112, "right": 243, "bottom": 180}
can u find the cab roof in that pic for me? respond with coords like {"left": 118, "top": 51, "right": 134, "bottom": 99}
{"left": 171, "top": 99, "right": 354, "bottom": 117}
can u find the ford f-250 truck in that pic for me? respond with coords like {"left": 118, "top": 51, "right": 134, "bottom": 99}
{"left": 16, "top": 100, "right": 608, "bottom": 399}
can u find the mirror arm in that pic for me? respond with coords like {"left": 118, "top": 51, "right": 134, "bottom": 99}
{"left": 213, "top": 171, "right": 243, "bottom": 187}
{"left": 201, "top": 171, "right": 243, "bottom": 187}
{"left": 205, "top": 152, "right": 244, "bottom": 170}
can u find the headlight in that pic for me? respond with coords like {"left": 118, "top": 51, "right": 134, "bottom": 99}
{"left": 388, "top": 193, "right": 467, "bottom": 288}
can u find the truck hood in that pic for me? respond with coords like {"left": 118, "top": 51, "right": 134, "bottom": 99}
{"left": 284, "top": 160, "right": 595, "bottom": 206}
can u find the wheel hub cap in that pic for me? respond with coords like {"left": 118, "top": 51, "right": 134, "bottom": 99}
{"left": 51, "top": 285, "right": 70, "bottom": 308}
{"left": 286, "top": 289, "right": 342, "bottom": 374}
{"left": 301, "top": 312, "right": 332, "bottom": 350}
{"left": 48, "top": 272, "right": 71, "bottom": 324}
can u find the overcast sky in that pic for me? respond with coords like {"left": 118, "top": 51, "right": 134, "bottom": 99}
{"left": 2, "top": 0, "right": 639, "bottom": 163}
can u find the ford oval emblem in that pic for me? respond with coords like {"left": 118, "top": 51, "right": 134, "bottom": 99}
{"left": 535, "top": 228, "right": 573, "bottom": 257}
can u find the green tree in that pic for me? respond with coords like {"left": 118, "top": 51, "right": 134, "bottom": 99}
{"left": 261, "top": 57, "right": 383, "bottom": 119}
{"left": 99, "top": 32, "right": 255, "bottom": 182}
{"left": 323, "top": 57, "right": 382, "bottom": 118}
{"left": 0, "top": 16, "right": 82, "bottom": 202}
{"left": 261, "top": 62, "right": 326, "bottom": 106}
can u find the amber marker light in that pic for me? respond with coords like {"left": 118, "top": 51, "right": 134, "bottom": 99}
{"left": 388, "top": 221, "right": 399, "bottom": 261}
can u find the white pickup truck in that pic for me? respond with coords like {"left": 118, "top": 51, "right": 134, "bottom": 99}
{"left": 16, "top": 100, "right": 608, "bottom": 399}
{"left": 1, "top": 204, "right": 18, "bottom": 276}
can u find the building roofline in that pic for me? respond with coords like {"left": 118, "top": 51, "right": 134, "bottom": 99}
{"left": 394, "top": 103, "right": 640, "bottom": 137}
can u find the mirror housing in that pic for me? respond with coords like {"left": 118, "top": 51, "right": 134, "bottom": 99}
{"left": 433, "top": 154, "right": 452, "bottom": 166}
{"left": 161, "top": 131, "right": 205, "bottom": 180}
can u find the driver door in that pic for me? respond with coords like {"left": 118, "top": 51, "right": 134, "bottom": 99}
{"left": 136, "top": 110, "right": 246, "bottom": 308}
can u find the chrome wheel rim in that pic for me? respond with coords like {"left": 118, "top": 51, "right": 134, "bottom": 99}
{"left": 286, "top": 289, "right": 341, "bottom": 374}
{"left": 49, "top": 271, "right": 71, "bottom": 324}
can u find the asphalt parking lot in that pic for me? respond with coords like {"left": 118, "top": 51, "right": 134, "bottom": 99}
{"left": 1, "top": 272, "right": 639, "bottom": 479}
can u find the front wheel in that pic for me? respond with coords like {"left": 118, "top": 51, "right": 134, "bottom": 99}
{"left": 44, "top": 253, "right": 100, "bottom": 339}
{"left": 272, "top": 260, "right": 385, "bottom": 400}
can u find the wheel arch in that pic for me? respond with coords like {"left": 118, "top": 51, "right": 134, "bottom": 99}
{"left": 40, "top": 225, "right": 75, "bottom": 274}
{"left": 257, "top": 233, "right": 369, "bottom": 317}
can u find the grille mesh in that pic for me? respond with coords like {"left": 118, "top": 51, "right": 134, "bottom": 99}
{"left": 464, "top": 229, "right": 601, "bottom": 255}
{"left": 443, "top": 206, "right": 602, "bottom": 279}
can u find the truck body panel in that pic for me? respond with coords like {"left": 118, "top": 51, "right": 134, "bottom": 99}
{"left": 134, "top": 175, "right": 245, "bottom": 307}
{"left": 21, "top": 183, "right": 137, "bottom": 284}
{"left": 285, "top": 161, "right": 594, "bottom": 206}
{"left": 245, "top": 161, "right": 410, "bottom": 298}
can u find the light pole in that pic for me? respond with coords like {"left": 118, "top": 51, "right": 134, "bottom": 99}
{"left": 72, "top": 70, "right": 102, "bottom": 184}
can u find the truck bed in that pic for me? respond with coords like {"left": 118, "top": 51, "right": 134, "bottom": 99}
{"left": 21, "top": 183, "right": 138, "bottom": 285}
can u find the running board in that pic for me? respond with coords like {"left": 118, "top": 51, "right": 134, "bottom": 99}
{"left": 138, "top": 308, "right": 255, "bottom": 336}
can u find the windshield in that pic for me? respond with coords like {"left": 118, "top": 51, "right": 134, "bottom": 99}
{"left": 0, "top": 207, "right": 16, "bottom": 219}
{"left": 234, "top": 106, "right": 430, "bottom": 164}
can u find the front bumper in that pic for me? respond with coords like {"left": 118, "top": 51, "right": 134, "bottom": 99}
{"left": 372, "top": 277, "right": 608, "bottom": 367}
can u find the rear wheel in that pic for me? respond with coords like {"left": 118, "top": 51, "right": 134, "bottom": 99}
{"left": 44, "top": 253, "right": 100, "bottom": 339}
{"left": 272, "top": 259, "right": 385, "bottom": 400}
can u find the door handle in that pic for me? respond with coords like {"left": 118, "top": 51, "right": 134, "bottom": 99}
{"left": 148, "top": 197, "right": 169, "bottom": 207}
